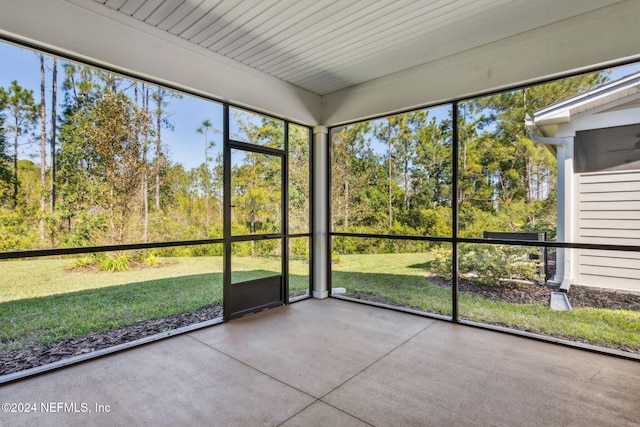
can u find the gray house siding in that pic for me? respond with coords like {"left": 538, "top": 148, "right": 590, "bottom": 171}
{"left": 578, "top": 170, "right": 640, "bottom": 291}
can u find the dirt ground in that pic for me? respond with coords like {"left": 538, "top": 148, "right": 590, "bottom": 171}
{"left": 458, "top": 279, "right": 640, "bottom": 311}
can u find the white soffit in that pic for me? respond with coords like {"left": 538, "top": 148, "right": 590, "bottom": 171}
{"left": 531, "top": 73, "right": 640, "bottom": 126}
{"left": 87, "top": 0, "right": 625, "bottom": 96}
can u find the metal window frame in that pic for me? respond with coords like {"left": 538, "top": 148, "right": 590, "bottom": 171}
{"left": 0, "top": 37, "right": 315, "bottom": 382}
{"left": 327, "top": 83, "right": 640, "bottom": 362}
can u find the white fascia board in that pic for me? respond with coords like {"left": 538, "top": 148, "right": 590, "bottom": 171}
{"left": 532, "top": 75, "right": 640, "bottom": 126}
{"left": 0, "top": 0, "right": 321, "bottom": 125}
{"left": 322, "top": 0, "right": 640, "bottom": 126}
{"left": 530, "top": 110, "right": 573, "bottom": 128}
{"left": 555, "top": 92, "right": 640, "bottom": 136}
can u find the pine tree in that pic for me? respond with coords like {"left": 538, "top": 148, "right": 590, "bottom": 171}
{"left": 0, "top": 81, "right": 39, "bottom": 208}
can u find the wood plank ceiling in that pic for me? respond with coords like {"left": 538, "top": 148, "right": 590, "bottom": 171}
{"left": 89, "top": 0, "right": 624, "bottom": 95}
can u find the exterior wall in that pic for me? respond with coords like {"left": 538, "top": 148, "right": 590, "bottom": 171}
{"left": 577, "top": 170, "right": 640, "bottom": 292}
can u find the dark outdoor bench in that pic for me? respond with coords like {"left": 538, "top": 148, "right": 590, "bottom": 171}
{"left": 482, "top": 231, "right": 549, "bottom": 279}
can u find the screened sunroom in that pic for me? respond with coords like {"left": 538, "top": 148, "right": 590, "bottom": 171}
{"left": 0, "top": 1, "right": 639, "bottom": 425}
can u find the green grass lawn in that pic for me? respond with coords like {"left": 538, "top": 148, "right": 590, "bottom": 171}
{"left": 332, "top": 253, "right": 640, "bottom": 352}
{"left": 332, "top": 252, "right": 452, "bottom": 315}
{"left": 0, "top": 255, "right": 310, "bottom": 352}
{"left": 2, "top": 252, "right": 638, "bottom": 356}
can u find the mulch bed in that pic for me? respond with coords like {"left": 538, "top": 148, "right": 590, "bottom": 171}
{"left": 0, "top": 304, "right": 223, "bottom": 377}
{"left": 415, "top": 275, "right": 640, "bottom": 311}
{"left": 459, "top": 281, "right": 640, "bottom": 311}
{"left": 458, "top": 279, "right": 640, "bottom": 311}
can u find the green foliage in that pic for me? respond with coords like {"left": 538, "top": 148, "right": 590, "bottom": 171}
{"left": 60, "top": 211, "right": 108, "bottom": 248}
{"left": 133, "top": 250, "right": 161, "bottom": 267}
{"left": 431, "top": 244, "right": 541, "bottom": 285}
{"left": 333, "top": 232, "right": 432, "bottom": 255}
{"left": 288, "top": 124, "right": 310, "bottom": 234}
{"left": 98, "top": 252, "right": 131, "bottom": 272}
{"left": 155, "top": 246, "right": 192, "bottom": 257}
{"left": 144, "top": 252, "right": 160, "bottom": 266}
{"left": 0, "top": 48, "right": 605, "bottom": 262}
{"left": 290, "top": 237, "right": 309, "bottom": 257}
{"left": 430, "top": 247, "right": 453, "bottom": 280}
{"left": 0, "top": 111, "right": 12, "bottom": 205}
{"left": 188, "top": 244, "right": 223, "bottom": 257}
{"left": 0, "top": 207, "right": 38, "bottom": 251}
{"left": 463, "top": 245, "right": 541, "bottom": 284}
{"left": 71, "top": 251, "right": 165, "bottom": 271}
{"left": 72, "top": 254, "right": 99, "bottom": 268}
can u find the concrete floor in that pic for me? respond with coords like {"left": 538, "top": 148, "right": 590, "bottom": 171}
{"left": 1, "top": 298, "right": 639, "bottom": 426}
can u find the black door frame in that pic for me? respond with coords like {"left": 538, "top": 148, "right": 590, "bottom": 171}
{"left": 223, "top": 105, "right": 289, "bottom": 320}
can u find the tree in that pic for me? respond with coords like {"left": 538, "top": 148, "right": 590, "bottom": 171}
{"left": 374, "top": 112, "right": 430, "bottom": 230}
{"left": 0, "top": 81, "right": 39, "bottom": 208}
{"left": 0, "top": 92, "right": 12, "bottom": 205}
{"left": 57, "top": 81, "right": 152, "bottom": 244}
{"left": 231, "top": 150, "right": 280, "bottom": 255}
{"left": 50, "top": 57, "right": 58, "bottom": 212}
{"left": 39, "top": 54, "right": 47, "bottom": 243}
{"left": 56, "top": 65, "right": 107, "bottom": 242}
{"left": 81, "top": 90, "right": 150, "bottom": 243}
{"left": 135, "top": 82, "right": 152, "bottom": 243}
{"left": 470, "top": 73, "right": 606, "bottom": 229}
{"left": 62, "top": 63, "right": 100, "bottom": 111}
{"left": 288, "top": 125, "right": 310, "bottom": 234}
{"left": 413, "top": 114, "right": 452, "bottom": 209}
{"left": 196, "top": 119, "right": 218, "bottom": 228}
{"left": 456, "top": 102, "right": 494, "bottom": 210}
{"left": 151, "top": 87, "right": 180, "bottom": 211}
{"left": 331, "top": 122, "right": 373, "bottom": 230}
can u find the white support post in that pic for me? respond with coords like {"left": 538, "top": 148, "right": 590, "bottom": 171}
{"left": 528, "top": 130, "right": 575, "bottom": 289}
{"left": 549, "top": 138, "right": 575, "bottom": 290}
{"left": 312, "top": 126, "right": 329, "bottom": 299}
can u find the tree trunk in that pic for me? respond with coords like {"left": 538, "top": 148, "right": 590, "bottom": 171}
{"left": 204, "top": 135, "right": 210, "bottom": 228}
{"left": 344, "top": 168, "right": 349, "bottom": 229}
{"left": 143, "top": 85, "right": 150, "bottom": 243}
{"left": 524, "top": 157, "right": 532, "bottom": 204}
{"left": 50, "top": 57, "right": 57, "bottom": 213}
{"left": 388, "top": 139, "right": 392, "bottom": 230}
{"left": 155, "top": 88, "right": 162, "bottom": 211}
{"left": 404, "top": 139, "right": 410, "bottom": 211}
{"left": 39, "top": 54, "right": 47, "bottom": 244}
{"left": 12, "top": 121, "right": 19, "bottom": 209}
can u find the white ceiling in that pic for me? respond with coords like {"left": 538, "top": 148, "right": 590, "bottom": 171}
{"left": 88, "top": 0, "right": 625, "bottom": 96}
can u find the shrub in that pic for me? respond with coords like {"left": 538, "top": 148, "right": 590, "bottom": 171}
{"left": 155, "top": 246, "right": 192, "bottom": 257}
{"left": 430, "top": 245, "right": 542, "bottom": 285}
{"left": 188, "top": 244, "right": 222, "bottom": 257}
{"left": 141, "top": 251, "right": 161, "bottom": 267}
{"left": 430, "top": 247, "right": 453, "bottom": 280}
{"left": 461, "top": 244, "right": 541, "bottom": 284}
{"left": 0, "top": 208, "right": 38, "bottom": 251}
{"left": 290, "top": 238, "right": 309, "bottom": 257}
{"left": 98, "top": 252, "right": 131, "bottom": 272}
{"left": 61, "top": 211, "right": 108, "bottom": 248}
{"left": 72, "top": 254, "right": 99, "bottom": 268}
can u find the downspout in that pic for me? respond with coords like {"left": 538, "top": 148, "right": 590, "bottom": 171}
{"left": 529, "top": 129, "right": 574, "bottom": 291}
